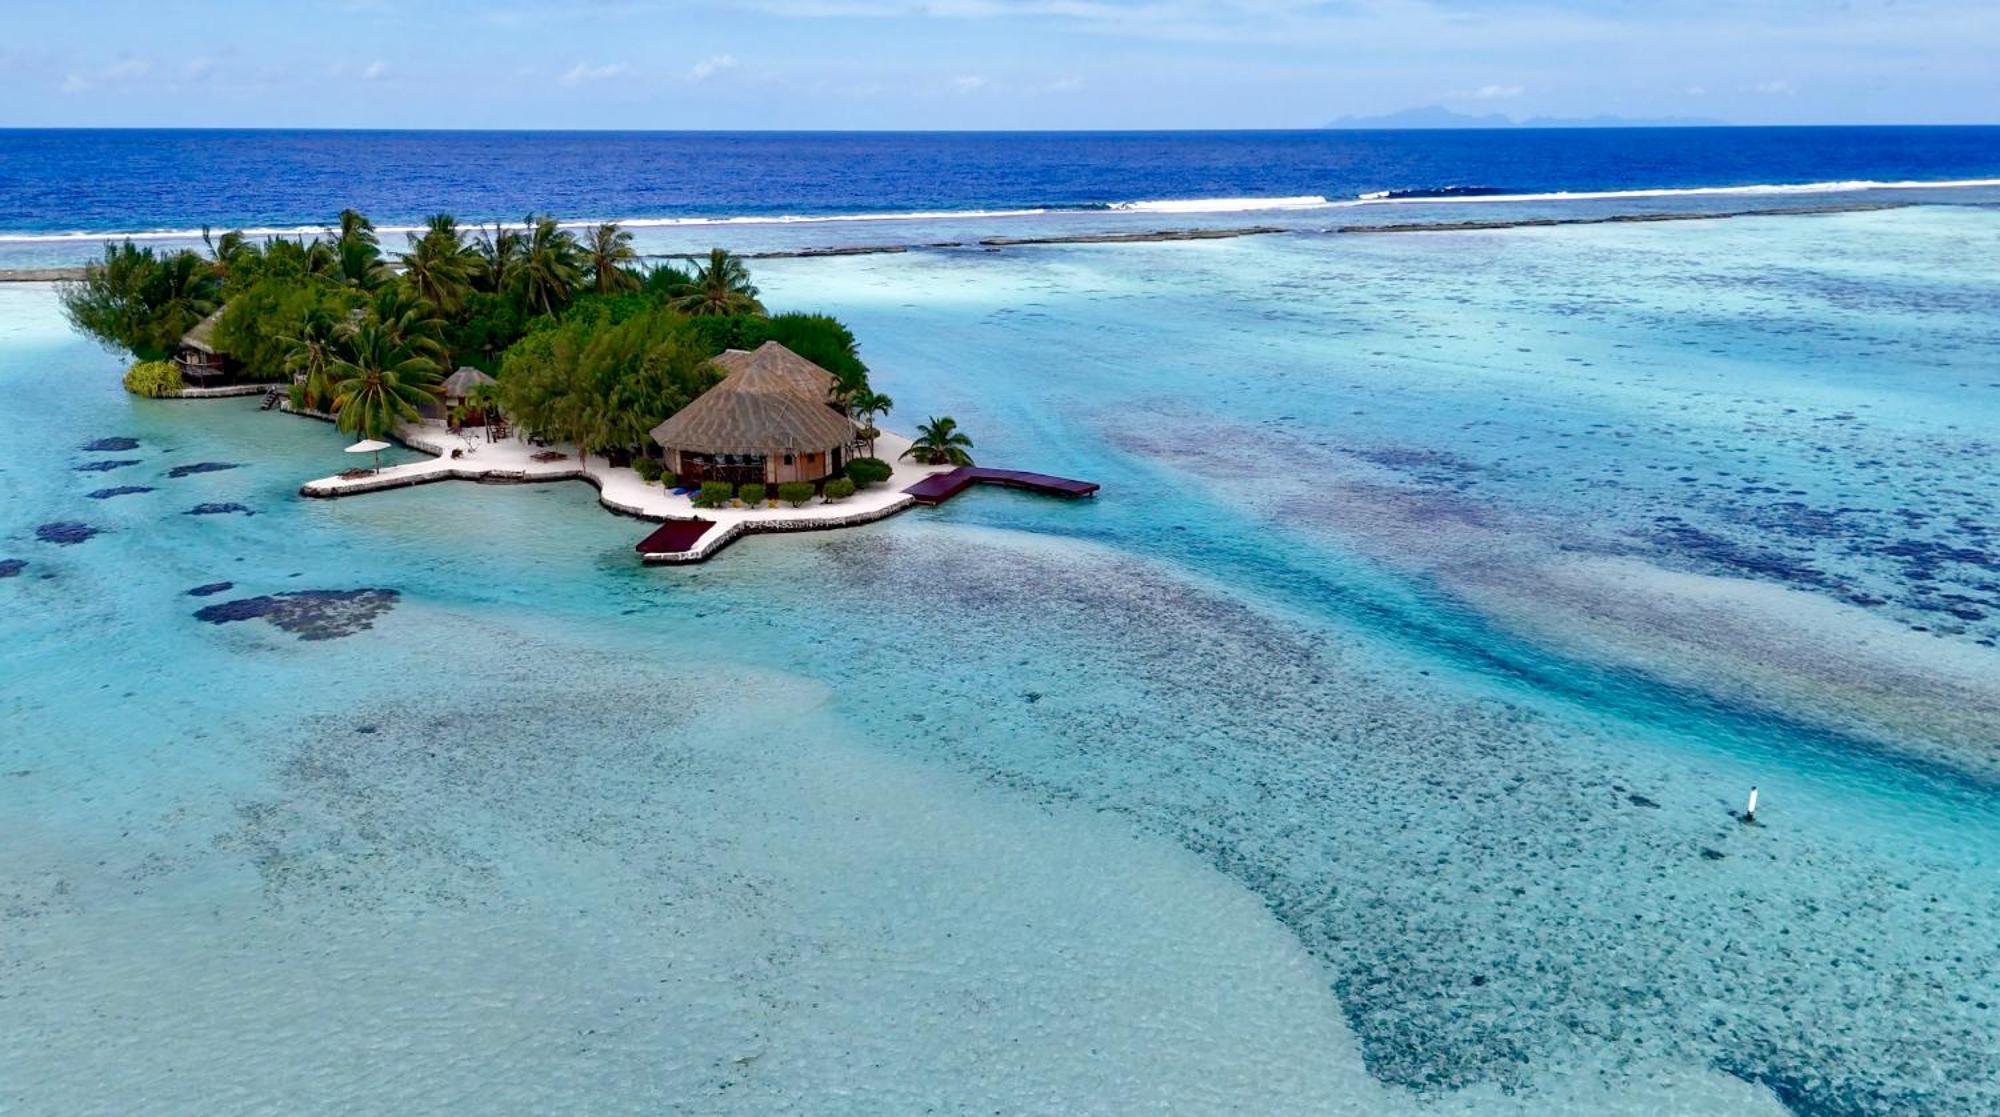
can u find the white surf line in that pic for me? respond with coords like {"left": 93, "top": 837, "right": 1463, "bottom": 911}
{"left": 9, "top": 178, "right": 1997, "bottom": 245}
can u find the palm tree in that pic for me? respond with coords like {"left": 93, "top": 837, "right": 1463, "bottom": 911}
{"left": 518, "top": 214, "right": 583, "bottom": 317}
{"left": 330, "top": 208, "right": 387, "bottom": 289}
{"left": 329, "top": 321, "right": 442, "bottom": 439}
{"left": 279, "top": 306, "right": 342, "bottom": 410}
{"left": 671, "top": 248, "right": 764, "bottom": 317}
{"left": 336, "top": 208, "right": 378, "bottom": 250}
{"left": 585, "top": 222, "right": 640, "bottom": 295}
{"left": 149, "top": 250, "right": 222, "bottom": 339}
{"left": 474, "top": 220, "right": 524, "bottom": 294}
{"left": 399, "top": 214, "right": 478, "bottom": 312}
{"left": 849, "top": 388, "right": 894, "bottom": 455}
{"left": 300, "top": 237, "right": 340, "bottom": 281}
{"left": 901, "top": 415, "right": 974, "bottom": 466}
{"left": 368, "top": 284, "right": 449, "bottom": 366}
{"left": 200, "top": 227, "right": 252, "bottom": 285}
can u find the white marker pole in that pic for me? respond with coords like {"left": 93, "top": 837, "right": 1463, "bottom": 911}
{"left": 1745, "top": 786, "right": 1759, "bottom": 823}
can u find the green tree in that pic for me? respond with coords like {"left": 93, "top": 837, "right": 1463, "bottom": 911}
{"left": 519, "top": 214, "right": 584, "bottom": 318}
{"left": 329, "top": 320, "right": 441, "bottom": 438}
{"left": 279, "top": 304, "right": 345, "bottom": 411}
{"left": 497, "top": 303, "right": 717, "bottom": 464}
{"left": 642, "top": 261, "right": 695, "bottom": 300}
{"left": 671, "top": 248, "right": 764, "bottom": 317}
{"left": 848, "top": 387, "right": 893, "bottom": 455}
{"left": 399, "top": 214, "right": 479, "bottom": 312}
{"left": 474, "top": 220, "right": 525, "bottom": 294}
{"left": 368, "top": 283, "right": 449, "bottom": 367}
{"left": 59, "top": 242, "right": 221, "bottom": 360}
{"left": 901, "top": 416, "right": 975, "bottom": 466}
{"left": 214, "top": 277, "right": 358, "bottom": 384}
{"left": 585, "top": 222, "right": 641, "bottom": 295}
{"left": 332, "top": 209, "right": 387, "bottom": 289}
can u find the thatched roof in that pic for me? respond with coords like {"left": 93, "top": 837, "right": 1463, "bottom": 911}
{"left": 651, "top": 341, "right": 856, "bottom": 455}
{"left": 181, "top": 307, "right": 225, "bottom": 354}
{"left": 441, "top": 366, "right": 496, "bottom": 397}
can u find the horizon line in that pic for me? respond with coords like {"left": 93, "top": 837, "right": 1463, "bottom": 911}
{"left": 5, "top": 122, "right": 2000, "bottom": 135}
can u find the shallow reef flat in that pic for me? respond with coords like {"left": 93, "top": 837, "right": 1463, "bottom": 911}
{"left": 3, "top": 206, "right": 1999, "bottom": 1114}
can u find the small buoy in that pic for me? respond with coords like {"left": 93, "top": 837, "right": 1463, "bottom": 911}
{"left": 1745, "top": 786, "right": 1759, "bottom": 823}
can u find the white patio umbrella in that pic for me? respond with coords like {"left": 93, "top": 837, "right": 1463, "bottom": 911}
{"left": 345, "top": 439, "right": 392, "bottom": 473}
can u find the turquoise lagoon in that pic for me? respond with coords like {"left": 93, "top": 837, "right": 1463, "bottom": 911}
{"left": 3, "top": 206, "right": 1999, "bottom": 1115}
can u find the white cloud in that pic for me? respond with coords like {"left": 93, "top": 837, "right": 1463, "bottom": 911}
{"left": 1472, "top": 83, "right": 1522, "bottom": 100}
{"left": 561, "top": 61, "right": 631, "bottom": 84}
{"left": 689, "top": 54, "right": 738, "bottom": 82}
{"left": 1755, "top": 78, "right": 1796, "bottom": 95}
{"left": 1043, "top": 75, "right": 1085, "bottom": 93}
{"left": 59, "top": 57, "right": 154, "bottom": 93}
{"left": 185, "top": 57, "right": 217, "bottom": 80}
{"left": 950, "top": 74, "right": 988, "bottom": 93}
{"left": 361, "top": 60, "right": 390, "bottom": 81}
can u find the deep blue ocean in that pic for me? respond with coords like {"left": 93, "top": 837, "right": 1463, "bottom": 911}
{"left": 4, "top": 126, "right": 2000, "bottom": 235}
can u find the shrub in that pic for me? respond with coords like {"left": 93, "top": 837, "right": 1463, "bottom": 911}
{"left": 823, "top": 477, "right": 855, "bottom": 502}
{"left": 696, "top": 480, "right": 734, "bottom": 508}
{"left": 738, "top": 483, "right": 766, "bottom": 506}
{"left": 846, "top": 457, "right": 892, "bottom": 488}
{"left": 287, "top": 381, "right": 308, "bottom": 412}
{"left": 123, "top": 360, "right": 185, "bottom": 398}
{"left": 659, "top": 471, "right": 676, "bottom": 489}
{"left": 778, "top": 481, "right": 814, "bottom": 507}
{"left": 634, "top": 458, "right": 663, "bottom": 483}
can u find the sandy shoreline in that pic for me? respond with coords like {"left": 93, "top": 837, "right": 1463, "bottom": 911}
{"left": 296, "top": 417, "right": 958, "bottom": 562}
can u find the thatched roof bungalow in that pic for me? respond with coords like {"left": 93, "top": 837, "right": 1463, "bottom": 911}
{"left": 440, "top": 366, "right": 497, "bottom": 403}
{"left": 175, "top": 308, "right": 230, "bottom": 382}
{"left": 650, "top": 341, "right": 857, "bottom": 486}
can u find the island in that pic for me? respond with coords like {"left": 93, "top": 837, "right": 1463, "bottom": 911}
{"left": 59, "top": 210, "right": 1094, "bottom": 561}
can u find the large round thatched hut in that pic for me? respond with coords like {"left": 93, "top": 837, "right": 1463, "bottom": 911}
{"left": 649, "top": 341, "right": 857, "bottom": 486}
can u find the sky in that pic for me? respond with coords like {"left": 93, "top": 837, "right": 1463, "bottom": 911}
{"left": 4, "top": 0, "right": 1996, "bottom": 129}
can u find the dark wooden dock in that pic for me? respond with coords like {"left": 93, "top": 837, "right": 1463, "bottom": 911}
{"left": 902, "top": 467, "right": 1100, "bottom": 506}
{"left": 633, "top": 518, "right": 715, "bottom": 555}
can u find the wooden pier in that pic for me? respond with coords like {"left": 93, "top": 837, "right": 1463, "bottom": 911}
{"left": 901, "top": 467, "right": 1100, "bottom": 506}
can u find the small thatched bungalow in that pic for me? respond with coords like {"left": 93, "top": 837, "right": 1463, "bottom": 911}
{"left": 650, "top": 341, "right": 857, "bottom": 486}
{"left": 435, "top": 366, "right": 499, "bottom": 428}
{"left": 441, "top": 366, "right": 497, "bottom": 405}
{"left": 175, "top": 308, "right": 230, "bottom": 383}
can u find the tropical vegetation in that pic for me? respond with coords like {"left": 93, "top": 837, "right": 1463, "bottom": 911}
{"left": 901, "top": 416, "right": 976, "bottom": 466}
{"left": 846, "top": 457, "right": 893, "bottom": 487}
{"left": 122, "top": 359, "right": 184, "bottom": 398}
{"left": 62, "top": 243, "right": 220, "bottom": 361}
{"left": 696, "top": 481, "right": 735, "bottom": 509}
{"left": 60, "top": 210, "right": 882, "bottom": 448}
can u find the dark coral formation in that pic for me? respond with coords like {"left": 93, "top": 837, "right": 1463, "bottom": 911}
{"left": 35, "top": 522, "right": 101, "bottom": 545}
{"left": 74, "top": 459, "right": 139, "bottom": 472}
{"left": 87, "top": 486, "right": 153, "bottom": 499}
{"left": 194, "top": 588, "right": 399, "bottom": 641}
{"left": 187, "top": 582, "right": 235, "bottom": 597}
{"left": 186, "top": 503, "right": 254, "bottom": 516}
{"left": 82, "top": 437, "right": 140, "bottom": 451}
{"left": 0, "top": 559, "right": 24, "bottom": 578}
{"left": 166, "top": 461, "right": 242, "bottom": 479}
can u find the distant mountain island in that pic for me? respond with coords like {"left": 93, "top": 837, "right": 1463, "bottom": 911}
{"left": 1325, "top": 106, "right": 1723, "bottom": 130}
